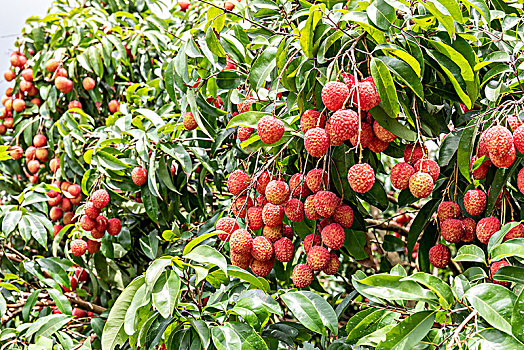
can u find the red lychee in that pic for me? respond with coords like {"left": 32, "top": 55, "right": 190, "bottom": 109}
{"left": 301, "top": 109, "right": 326, "bottom": 134}
{"left": 81, "top": 215, "right": 96, "bottom": 231}
{"left": 230, "top": 229, "right": 253, "bottom": 254}
{"left": 307, "top": 246, "right": 330, "bottom": 271}
{"left": 518, "top": 168, "right": 524, "bottom": 195}
{"left": 368, "top": 136, "right": 390, "bottom": 153}
{"left": 274, "top": 237, "right": 294, "bottom": 262}
{"left": 414, "top": 159, "right": 439, "bottom": 182}
{"left": 429, "top": 244, "right": 451, "bottom": 268}
{"left": 303, "top": 234, "right": 321, "bottom": 254}
{"left": 262, "top": 203, "right": 285, "bottom": 227}
{"left": 463, "top": 189, "right": 486, "bottom": 216}
{"left": 304, "top": 127, "right": 330, "bottom": 158}
{"left": 84, "top": 202, "right": 100, "bottom": 219}
{"left": 282, "top": 224, "right": 293, "bottom": 239}
{"left": 227, "top": 169, "right": 251, "bottom": 196}
{"left": 237, "top": 126, "right": 254, "bottom": 141}
{"left": 348, "top": 163, "right": 375, "bottom": 193}
{"left": 390, "top": 162, "right": 415, "bottom": 190}
{"left": 256, "top": 171, "right": 272, "bottom": 195}
{"left": 508, "top": 115, "right": 522, "bottom": 132}
{"left": 183, "top": 112, "right": 197, "bottom": 130}
{"left": 107, "top": 218, "right": 122, "bottom": 236}
{"left": 262, "top": 225, "right": 282, "bottom": 242}
{"left": 305, "top": 168, "right": 328, "bottom": 193}
{"left": 92, "top": 189, "right": 109, "bottom": 209}
{"left": 216, "top": 216, "right": 239, "bottom": 241}
{"left": 322, "top": 252, "right": 340, "bottom": 275}
{"left": 131, "top": 167, "right": 148, "bottom": 186}
{"left": 409, "top": 172, "right": 433, "bottom": 199}
{"left": 470, "top": 156, "right": 490, "bottom": 180}
{"left": 292, "top": 263, "right": 314, "bottom": 287}
{"left": 490, "top": 260, "right": 511, "bottom": 287}
{"left": 349, "top": 122, "right": 374, "bottom": 148}
{"left": 404, "top": 143, "right": 426, "bottom": 165}
{"left": 87, "top": 239, "right": 101, "bottom": 253}
{"left": 265, "top": 180, "right": 290, "bottom": 205}
{"left": 284, "top": 198, "right": 304, "bottom": 222}
{"left": 82, "top": 77, "right": 95, "bottom": 90}
{"left": 328, "top": 109, "right": 359, "bottom": 141}
{"left": 484, "top": 125, "right": 513, "bottom": 157}
{"left": 68, "top": 184, "right": 81, "bottom": 197}
{"left": 504, "top": 222, "right": 524, "bottom": 241}
{"left": 321, "top": 223, "right": 345, "bottom": 250}
{"left": 250, "top": 258, "right": 274, "bottom": 277}
{"left": 251, "top": 236, "right": 273, "bottom": 261}
{"left": 437, "top": 201, "right": 461, "bottom": 221}
{"left": 304, "top": 195, "right": 321, "bottom": 220}
{"left": 231, "top": 251, "right": 252, "bottom": 270}
{"left": 476, "top": 216, "right": 500, "bottom": 244}
{"left": 332, "top": 204, "right": 353, "bottom": 228}
{"left": 441, "top": 218, "right": 464, "bottom": 243}
{"left": 71, "top": 239, "right": 87, "bottom": 257}
{"left": 373, "top": 121, "right": 397, "bottom": 142}
{"left": 108, "top": 100, "right": 120, "bottom": 113}
{"left": 289, "top": 173, "right": 309, "bottom": 199}
{"left": 490, "top": 143, "right": 515, "bottom": 168}
{"left": 352, "top": 77, "right": 381, "bottom": 111}
{"left": 462, "top": 218, "right": 476, "bottom": 242}
{"left": 257, "top": 115, "right": 284, "bottom": 144}
{"left": 232, "top": 195, "right": 253, "bottom": 218}
{"left": 321, "top": 81, "right": 349, "bottom": 111}
{"left": 247, "top": 206, "right": 264, "bottom": 231}
{"left": 313, "top": 191, "right": 340, "bottom": 217}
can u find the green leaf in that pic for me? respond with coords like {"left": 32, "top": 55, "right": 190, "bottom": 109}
{"left": 369, "top": 106, "right": 417, "bottom": 141}
{"left": 27, "top": 314, "right": 72, "bottom": 340}
{"left": 102, "top": 276, "right": 146, "bottom": 350}
{"left": 466, "top": 284, "right": 516, "bottom": 334}
{"left": 403, "top": 273, "right": 454, "bottom": 309}
{"left": 20, "top": 215, "right": 48, "bottom": 248}
{"left": 356, "top": 274, "right": 438, "bottom": 303}
{"left": 281, "top": 291, "right": 338, "bottom": 336}
{"left": 216, "top": 70, "right": 244, "bottom": 89}
{"left": 184, "top": 245, "right": 228, "bottom": 276}
{"left": 457, "top": 119, "right": 479, "bottom": 182}
{"left": 512, "top": 289, "right": 524, "bottom": 342}
{"left": 236, "top": 289, "right": 283, "bottom": 316}
{"left": 375, "top": 44, "right": 421, "bottom": 76}
{"left": 226, "top": 111, "right": 271, "bottom": 129}
{"left": 463, "top": 0, "right": 490, "bottom": 24}
{"left": 407, "top": 199, "right": 440, "bottom": 255}
{"left": 475, "top": 328, "right": 524, "bottom": 349}
{"left": 487, "top": 160, "right": 520, "bottom": 213}
{"left": 438, "top": 129, "right": 462, "bottom": 167}
{"left": 488, "top": 222, "right": 520, "bottom": 253}
{"left": 300, "top": 5, "right": 323, "bottom": 58}
{"left": 145, "top": 256, "right": 173, "bottom": 286}
{"left": 376, "top": 311, "right": 435, "bottom": 350}
{"left": 191, "top": 320, "right": 211, "bottom": 349}
{"left": 227, "top": 322, "right": 268, "bottom": 350}
{"left": 249, "top": 47, "right": 277, "bottom": 91}
{"left": 366, "top": 0, "right": 396, "bottom": 30}
{"left": 494, "top": 266, "right": 524, "bottom": 285}
{"left": 152, "top": 271, "right": 180, "bottom": 318}
{"left": 160, "top": 143, "right": 192, "bottom": 174}
{"left": 22, "top": 289, "right": 41, "bottom": 321}
{"left": 491, "top": 241, "right": 524, "bottom": 262}
{"left": 211, "top": 325, "right": 242, "bottom": 350}
{"left": 345, "top": 308, "right": 393, "bottom": 344}
{"left": 228, "top": 265, "right": 269, "bottom": 291}
{"left": 164, "top": 60, "right": 177, "bottom": 103}
{"left": 183, "top": 231, "right": 220, "bottom": 255}
{"left": 378, "top": 56, "right": 423, "bottom": 100}
{"left": 2, "top": 210, "right": 22, "bottom": 235}
{"left": 453, "top": 244, "right": 486, "bottom": 263}
{"left": 420, "top": 1, "right": 456, "bottom": 38}
{"left": 370, "top": 58, "right": 399, "bottom": 117}
{"left": 205, "top": 26, "right": 225, "bottom": 57}
{"left": 48, "top": 288, "right": 72, "bottom": 315}
{"left": 141, "top": 185, "right": 159, "bottom": 222}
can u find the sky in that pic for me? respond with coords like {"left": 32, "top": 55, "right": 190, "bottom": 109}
{"left": 0, "top": 0, "right": 53, "bottom": 93}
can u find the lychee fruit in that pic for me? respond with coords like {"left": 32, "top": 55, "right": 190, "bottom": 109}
{"left": 462, "top": 218, "right": 476, "bottom": 242}
{"left": 414, "top": 159, "right": 440, "bottom": 182}
{"left": 429, "top": 244, "right": 451, "bottom": 268}
{"left": 284, "top": 198, "right": 304, "bottom": 222}
{"left": 274, "top": 237, "right": 294, "bottom": 262}
{"left": 84, "top": 202, "right": 100, "bottom": 219}
{"left": 237, "top": 98, "right": 255, "bottom": 113}
{"left": 265, "top": 180, "right": 290, "bottom": 205}
{"left": 68, "top": 184, "right": 81, "bottom": 197}
{"left": 332, "top": 204, "right": 353, "bottom": 228}
{"left": 50, "top": 207, "right": 63, "bottom": 221}
{"left": 82, "top": 77, "right": 95, "bottom": 90}
{"left": 304, "top": 127, "right": 330, "bottom": 158}
{"left": 87, "top": 239, "right": 101, "bottom": 254}
{"left": 303, "top": 234, "right": 321, "bottom": 254}
{"left": 92, "top": 189, "right": 109, "bottom": 209}
{"left": 262, "top": 203, "right": 285, "bottom": 227}
{"left": 292, "top": 263, "right": 314, "bottom": 287}
{"left": 470, "top": 156, "right": 490, "bottom": 180}
{"left": 368, "top": 136, "right": 389, "bottom": 153}
{"left": 301, "top": 109, "right": 326, "bottom": 134}
{"left": 230, "top": 229, "right": 253, "bottom": 254}
{"left": 321, "top": 81, "right": 349, "bottom": 111}
{"left": 508, "top": 115, "right": 522, "bottom": 132}
{"left": 250, "top": 258, "right": 274, "bottom": 277}
{"left": 108, "top": 100, "right": 120, "bottom": 113}
{"left": 304, "top": 195, "right": 321, "bottom": 220}
{"left": 71, "top": 239, "right": 87, "bottom": 257}
{"left": 107, "top": 218, "right": 122, "bottom": 236}
{"left": 437, "top": 201, "right": 461, "bottom": 221}
{"left": 131, "top": 167, "right": 148, "bottom": 186}
{"left": 257, "top": 115, "right": 285, "bottom": 144}
{"left": 504, "top": 222, "right": 524, "bottom": 241}
{"left": 183, "top": 112, "right": 197, "bottom": 130}
{"left": 490, "top": 143, "right": 515, "bottom": 168}
{"left": 55, "top": 77, "right": 73, "bottom": 93}
{"left": 251, "top": 236, "right": 273, "bottom": 261}
{"left": 352, "top": 77, "right": 381, "bottom": 111}
{"left": 216, "top": 216, "right": 239, "bottom": 241}
{"left": 262, "top": 225, "right": 282, "bottom": 242}
{"left": 282, "top": 224, "right": 293, "bottom": 239}
{"left": 325, "top": 123, "right": 344, "bottom": 146}
{"left": 305, "top": 168, "right": 328, "bottom": 193}
{"left": 313, "top": 191, "right": 340, "bottom": 217}
{"left": 484, "top": 125, "right": 513, "bottom": 157}
{"left": 321, "top": 223, "right": 345, "bottom": 250}
{"left": 27, "top": 160, "right": 40, "bottom": 174}
{"left": 441, "top": 218, "right": 464, "bottom": 243}
{"left": 80, "top": 215, "right": 96, "bottom": 231}
{"left": 409, "top": 172, "right": 434, "bottom": 198}
{"left": 373, "top": 121, "right": 397, "bottom": 142}
{"left": 50, "top": 158, "right": 60, "bottom": 173}
{"left": 289, "top": 173, "right": 310, "bottom": 199}
{"left": 45, "top": 59, "right": 59, "bottom": 72}
{"left": 227, "top": 169, "right": 251, "bottom": 196}
{"left": 322, "top": 252, "right": 340, "bottom": 275}
{"left": 390, "top": 162, "right": 415, "bottom": 190}
{"left": 463, "top": 189, "right": 486, "bottom": 216}
{"left": 307, "top": 246, "right": 330, "bottom": 271}
{"left": 237, "top": 126, "right": 254, "bottom": 141}
{"left": 232, "top": 195, "right": 253, "bottom": 218}
{"left": 349, "top": 122, "right": 374, "bottom": 148}
{"left": 256, "top": 171, "right": 272, "bottom": 195}
{"left": 95, "top": 215, "right": 108, "bottom": 232}
{"left": 476, "top": 216, "right": 500, "bottom": 244}
{"left": 490, "top": 260, "right": 511, "bottom": 287}
{"left": 518, "top": 168, "right": 524, "bottom": 195}
{"left": 404, "top": 143, "right": 426, "bottom": 165}
{"left": 348, "top": 163, "right": 375, "bottom": 193}
{"left": 231, "top": 251, "right": 252, "bottom": 270}
{"left": 328, "top": 109, "right": 359, "bottom": 141}
{"left": 247, "top": 206, "right": 264, "bottom": 231}
{"left": 53, "top": 224, "right": 63, "bottom": 236}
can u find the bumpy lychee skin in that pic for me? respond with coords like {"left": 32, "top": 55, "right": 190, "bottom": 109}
{"left": 390, "top": 162, "right": 415, "bottom": 190}
{"left": 284, "top": 198, "right": 304, "bottom": 222}
{"left": 332, "top": 204, "right": 354, "bottom": 228}
{"left": 314, "top": 191, "right": 340, "bottom": 217}
{"left": 292, "top": 264, "right": 314, "bottom": 288}
{"left": 304, "top": 195, "right": 321, "bottom": 220}
{"left": 250, "top": 258, "right": 274, "bottom": 277}
{"left": 237, "top": 126, "right": 254, "bottom": 141}
{"left": 437, "top": 201, "right": 461, "bottom": 221}
{"left": 257, "top": 115, "right": 285, "bottom": 144}
{"left": 321, "top": 81, "right": 350, "bottom": 111}
{"left": 232, "top": 196, "right": 254, "bottom": 218}
{"left": 131, "top": 167, "right": 148, "bottom": 186}
{"left": 227, "top": 169, "right": 251, "bottom": 196}
{"left": 476, "top": 216, "right": 501, "bottom": 244}
{"left": 305, "top": 168, "right": 328, "bottom": 193}
{"left": 328, "top": 109, "right": 359, "bottom": 141}
{"left": 325, "top": 123, "right": 344, "bottom": 146}
{"left": 373, "top": 121, "right": 397, "bottom": 142}
{"left": 352, "top": 77, "right": 381, "bottom": 111}
{"left": 462, "top": 218, "right": 476, "bottom": 242}
{"left": 256, "top": 171, "right": 272, "bottom": 195}
{"left": 504, "top": 222, "right": 524, "bottom": 241}
{"left": 490, "top": 143, "right": 516, "bottom": 168}
{"left": 429, "top": 244, "right": 451, "bottom": 268}
{"left": 257, "top": 195, "right": 267, "bottom": 207}
{"left": 274, "top": 237, "right": 294, "bottom": 262}
{"left": 304, "top": 127, "right": 330, "bottom": 158}
{"left": 307, "top": 246, "right": 330, "bottom": 271}
{"left": 262, "top": 203, "right": 285, "bottom": 227}
{"left": 237, "top": 98, "right": 255, "bottom": 113}
{"left": 84, "top": 202, "right": 100, "bottom": 220}
{"left": 414, "top": 159, "right": 440, "bottom": 182}
{"left": 71, "top": 239, "right": 87, "bottom": 257}
{"left": 231, "top": 251, "right": 252, "bottom": 270}
{"left": 80, "top": 215, "right": 96, "bottom": 231}
{"left": 289, "top": 173, "right": 310, "bottom": 199}
{"left": 518, "top": 168, "right": 524, "bottom": 195}
{"left": 68, "top": 184, "right": 81, "bottom": 197}
{"left": 262, "top": 225, "right": 282, "bottom": 242}
{"left": 404, "top": 143, "right": 426, "bottom": 165}
{"left": 368, "top": 136, "right": 389, "bottom": 153}
{"left": 508, "top": 115, "right": 522, "bottom": 132}
{"left": 490, "top": 260, "right": 511, "bottom": 287}
{"left": 251, "top": 236, "right": 274, "bottom": 261}
{"left": 87, "top": 239, "right": 101, "bottom": 254}
{"left": 303, "top": 234, "right": 321, "bottom": 254}
{"left": 409, "top": 172, "right": 434, "bottom": 199}
{"left": 513, "top": 125, "right": 524, "bottom": 154}
{"left": 265, "top": 180, "right": 290, "bottom": 205}
{"left": 321, "top": 223, "right": 345, "bottom": 250}
{"left": 183, "top": 112, "right": 197, "bottom": 130}
{"left": 441, "top": 218, "right": 464, "bottom": 243}
{"left": 301, "top": 109, "right": 326, "bottom": 134}
{"left": 348, "top": 163, "right": 375, "bottom": 193}
{"left": 247, "top": 206, "right": 264, "bottom": 231}
{"left": 50, "top": 206, "right": 63, "bottom": 221}
{"left": 484, "top": 125, "right": 513, "bottom": 157}
{"left": 464, "top": 189, "right": 487, "bottom": 216}
{"left": 92, "top": 189, "right": 109, "bottom": 209}
{"left": 470, "top": 156, "right": 490, "bottom": 180}
{"left": 216, "top": 216, "right": 239, "bottom": 241}
{"left": 282, "top": 224, "right": 293, "bottom": 239}
{"left": 322, "top": 252, "right": 340, "bottom": 275}
{"left": 349, "top": 122, "right": 374, "bottom": 149}
{"left": 230, "top": 229, "right": 253, "bottom": 254}
{"left": 107, "top": 218, "right": 122, "bottom": 236}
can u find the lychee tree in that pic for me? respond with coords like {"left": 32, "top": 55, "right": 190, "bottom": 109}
{"left": 1, "top": 0, "right": 524, "bottom": 349}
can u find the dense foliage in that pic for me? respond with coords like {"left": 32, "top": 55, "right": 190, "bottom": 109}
{"left": 1, "top": 0, "right": 524, "bottom": 349}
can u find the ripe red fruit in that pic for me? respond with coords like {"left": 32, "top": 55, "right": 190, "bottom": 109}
{"left": 429, "top": 244, "right": 451, "bottom": 268}
{"left": 68, "top": 100, "right": 82, "bottom": 110}
{"left": 237, "top": 98, "right": 255, "bottom": 113}
{"left": 307, "top": 246, "right": 330, "bottom": 270}
{"left": 304, "top": 195, "right": 321, "bottom": 220}
{"left": 108, "top": 100, "right": 120, "bottom": 113}
{"left": 87, "top": 239, "right": 101, "bottom": 254}
{"left": 282, "top": 224, "right": 293, "bottom": 239}
{"left": 131, "top": 167, "right": 148, "bottom": 186}
{"left": 256, "top": 171, "right": 272, "bottom": 195}
{"left": 179, "top": 0, "right": 190, "bottom": 11}
{"left": 84, "top": 202, "right": 100, "bottom": 219}
{"left": 274, "top": 237, "right": 294, "bottom": 262}
{"left": 322, "top": 81, "right": 349, "bottom": 111}
{"left": 328, "top": 109, "right": 359, "bottom": 141}
{"left": 68, "top": 184, "right": 81, "bottom": 197}
{"left": 332, "top": 204, "right": 353, "bottom": 228}
{"left": 72, "top": 308, "right": 87, "bottom": 318}
{"left": 303, "top": 233, "right": 321, "bottom": 254}
{"left": 82, "top": 77, "right": 95, "bottom": 90}
{"left": 390, "top": 162, "right": 415, "bottom": 190}
{"left": 225, "top": 1, "right": 235, "bottom": 10}
{"left": 13, "top": 99, "right": 25, "bottom": 113}
{"left": 289, "top": 173, "right": 309, "bottom": 199}
{"left": 352, "top": 77, "right": 381, "bottom": 110}
{"left": 462, "top": 218, "right": 476, "bottom": 242}
{"left": 48, "top": 193, "right": 62, "bottom": 206}
{"left": 49, "top": 158, "right": 60, "bottom": 173}
{"left": 107, "top": 218, "right": 122, "bottom": 236}
{"left": 301, "top": 109, "right": 326, "bottom": 134}
{"left": 321, "top": 223, "right": 345, "bottom": 250}
{"left": 484, "top": 125, "right": 513, "bottom": 157}
{"left": 265, "top": 180, "right": 290, "bottom": 205}
{"left": 504, "top": 222, "right": 524, "bottom": 241}
{"left": 463, "top": 189, "right": 486, "bottom": 216}
{"left": 71, "top": 239, "right": 87, "bottom": 257}
{"left": 53, "top": 224, "right": 63, "bottom": 236}
{"left": 322, "top": 252, "right": 340, "bottom": 275}
{"left": 247, "top": 206, "right": 264, "bottom": 231}
{"left": 470, "top": 155, "right": 490, "bottom": 180}
{"left": 60, "top": 198, "right": 72, "bottom": 212}
{"left": 230, "top": 229, "right": 253, "bottom": 254}
{"left": 373, "top": 121, "right": 397, "bottom": 142}
{"left": 227, "top": 169, "right": 250, "bottom": 196}
{"left": 262, "top": 225, "right": 282, "bottom": 242}
{"left": 437, "top": 201, "right": 461, "bottom": 221}
{"left": 284, "top": 198, "right": 304, "bottom": 222}
{"left": 441, "top": 218, "right": 464, "bottom": 243}
{"left": 183, "top": 112, "right": 197, "bottom": 130}
{"left": 9, "top": 146, "right": 23, "bottom": 160}
{"left": 21, "top": 68, "right": 33, "bottom": 82}
{"left": 508, "top": 115, "right": 522, "bottom": 131}
{"left": 231, "top": 251, "right": 252, "bottom": 270}
{"left": 292, "top": 263, "right": 314, "bottom": 287}
{"left": 262, "top": 203, "right": 285, "bottom": 227}
{"left": 304, "top": 127, "right": 330, "bottom": 157}
{"left": 24, "top": 146, "right": 36, "bottom": 160}
{"left": 490, "top": 260, "right": 511, "bottom": 287}
{"left": 55, "top": 77, "right": 73, "bottom": 93}
{"left": 404, "top": 143, "right": 426, "bottom": 165}
{"left": 232, "top": 195, "right": 253, "bottom": 218}
{"left": 216, "top": 216, "right": 239, "bottom": 241}
{"left": 75, "top": 267, "right": 89, "bottom": 282}
{"left": 92, "top": 189, "right": 109, "bottom": 209}
{"left": 237, "top": 126, "right": 254, "bottom": 141}
{"left": 63, "top": 212, "right": 75, "bottom": 225}
{"left": 313, "top": 191, "right": 340, "bottom": 217}
{"left": 28, "top": 159, "right": 40, "bottom": 174}
{"left": 251, "top": 236, "right": 273, "bottom": 261}
{"left": 257, "top": 115, "right": 285, "bottom": 144}
{"left": 35, "top": 148, "right": 48, "bottom": 162}
{"left": 476, "top": 216, "right": 500, "bottom": 244}
{"left": 33, "top": 135, "right": 47, "bottom": 148}
{"left": 305, "top": 168, "right": 328, "bottom": 193}
{"left": 414, "top": 159, "right": 440, "bottom": 182}
{"left": 250, "top": 258, "right": 274, "bottom": 277}
{"left": 95, "top": 215, "right": 108, "bottom": 232}
{"left": 81, "top": 215, "right": 96, "bottom": 231}
{"left": 4, "top": 70, "right": 15, "bottom": 81}
{"left": 409, "top": 172, "right": 434, "bottom": 198}
{"left": 348, "top": 163, "right": 375, "bottom": 193}
{"left": 490, "top": 143, "right": 515, "bottom": 168}
{"left": 45, "top": 59, "right": 59, "bottom": 72}
{"left": 349, "top": 122, "right": 374, "bottom": 149}
{"left": 518, "top": 168, "right": 524, "bottom": 195}
{"left": 20, "top": 80, "right": 33, "bottom": 93}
